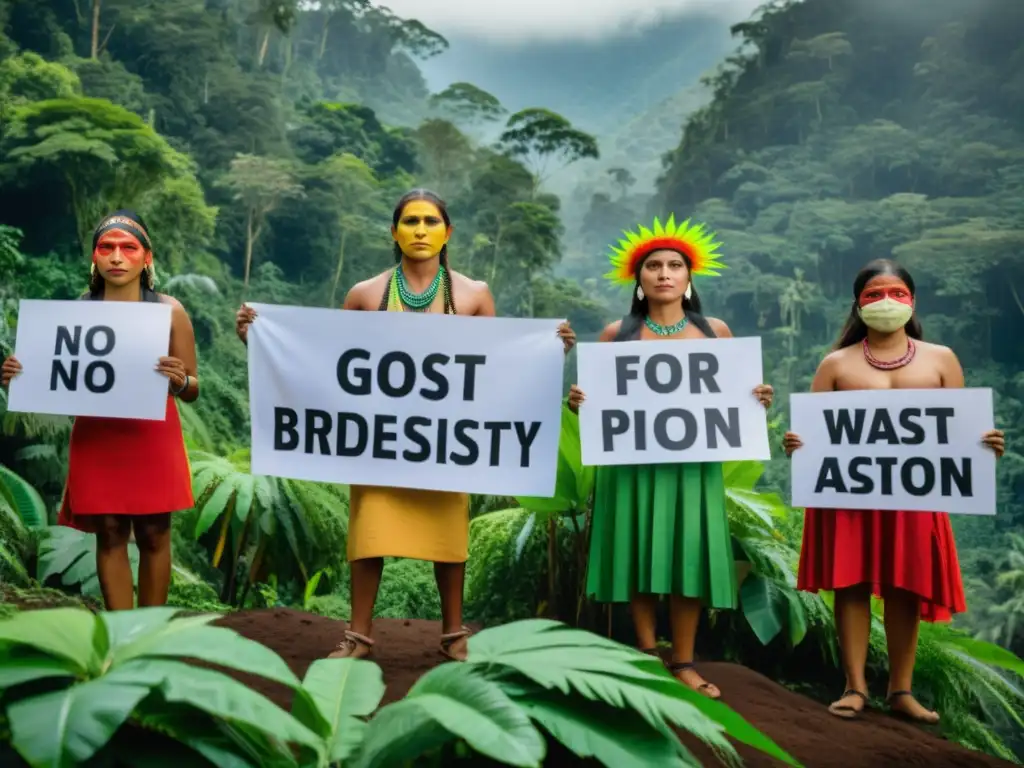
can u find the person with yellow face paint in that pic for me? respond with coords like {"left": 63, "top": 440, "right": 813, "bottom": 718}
{"left": 236, "top": 188, "right": 576, "bottom": 661}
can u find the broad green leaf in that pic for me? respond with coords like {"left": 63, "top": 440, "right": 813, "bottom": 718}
{"left": 0, "top": 464, "right": 46, "bottom": 527}
{"left": 100, "top": 607, "right": 209, "bottom": 652}
{"left": 119, "top": 659, "right": 324, "bottom": 756}
{"left": 633, "top": 675, "right": 799, "bottom": 766}
{"left": 515, "top": 494, "right": 572, "bottom": 514}
{"left": 112, "top": 622, "right": 299, "bottom": 689}
{"left": 8, "top": 678, "right": 151, "bottom": 767}
{"left": 726, "top": 488, "right": 782, "bottom": 527}
{"left": 36, "top": 527, "right": 92, "bottom": 582}
{"left": 740, "top": 574, "right": 785, "bottom": 645}
{"left": 722, "top": 460, "right": 763, "bottom": 490}
{"left": 405, "top": 663, "right": 545, "bottom": 766}
{"left": 0, "top": 654, "right": 79, "bottom": 688}
{"left": 784, "top": 589, "right": 809, "bottom": 647}
{"left": 354, "top": 698, "right": 455, "bottom": 768}
{"left": 518, "top": 693, "right": 695, "bottom": 768}
{"left": 940, "top": 634, "right": 1024, "bottom": 678}
{"left": 514, "top": 511, "right": 536, "bottom": 561}
{"left": 295, "top": 658, "right": 385, "bottom": 761}
{"left": 131, "top": 700, "right": 276, "bottom": 768}
{"left": 0, "top": 608, "right": 100, "bottom": 673}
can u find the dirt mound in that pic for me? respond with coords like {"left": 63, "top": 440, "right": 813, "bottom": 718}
{"left": 215, "top": 608, "right": 1014, "bottom": 768}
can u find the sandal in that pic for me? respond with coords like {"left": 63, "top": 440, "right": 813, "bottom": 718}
{"left": 327, "top": 629, "right": 374, "bottom": 660}
{"left": 440, "top": 626, "right": 472, "bottom": 661}
{"left": 669, "top": 661, "right": 721, "bottom": 699}
{"left": 828, "top": 689, "right": 869, "bottom": 719}
{"left": 886, "top": 690, "right": 940, "bottom": 724}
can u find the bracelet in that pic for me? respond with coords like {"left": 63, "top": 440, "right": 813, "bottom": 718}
{"left": 171, "top": 374, "right": 189, "bottom": 396}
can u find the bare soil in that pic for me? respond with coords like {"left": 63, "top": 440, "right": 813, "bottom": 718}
{"left": 215, "top": 608, "right": 1015, "bottom": 768}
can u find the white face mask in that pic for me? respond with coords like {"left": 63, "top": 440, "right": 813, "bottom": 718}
{"left": 858, "top": 298, "right": 914, "bottom": 333}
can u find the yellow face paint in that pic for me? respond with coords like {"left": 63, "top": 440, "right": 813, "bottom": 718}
{"left": 392, "top": 200, "right": 451, "bottom": 260}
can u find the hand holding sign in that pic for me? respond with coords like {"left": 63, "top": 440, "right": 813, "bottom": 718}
{"left": 236, "top": 303, "right": 257, "bottom": 344}
{"left": 982, "top": 429, "right": 1005, "bottom": 458}
{"left": 1, "top": 355, "right": 21, "bottom": 388}
{"left": 557, "top": 321, "right": 576, "bottom": 355}
{"left": 155, "top": 356, "right": 188, "bottom": 392}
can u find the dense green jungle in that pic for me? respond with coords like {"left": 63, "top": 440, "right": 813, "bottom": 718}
{"left": 0, "top": 0, "right": 1023, "bottom": 765}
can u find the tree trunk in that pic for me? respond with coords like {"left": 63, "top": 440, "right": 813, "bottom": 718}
{"left": 318, "top": 14, "right": 333, "bottom": 60}
{"left": 258, "top": 29, "right": 271, "bottom": 67}
{"left": 329, "top": 228, "right": 348, "bottom": 307}
{"left": 225, "top": 514, "right": 252, "bottom": 606}
{"left": 90, "top": 0, "right": 101, "bottom": 59}
{"left": 243, "top": 209, "right": 255, "bottom": 292}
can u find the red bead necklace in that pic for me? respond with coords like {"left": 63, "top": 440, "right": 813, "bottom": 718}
{"left": 862, "top": 337, "right": 916, "bottom": 370}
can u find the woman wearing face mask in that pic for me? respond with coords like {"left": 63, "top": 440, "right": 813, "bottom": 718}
{"left": 568, "top": 216, "right": 773, "bottom": 699}
{"left": 783, "top": 259, "right": 1005, "bottom": 724}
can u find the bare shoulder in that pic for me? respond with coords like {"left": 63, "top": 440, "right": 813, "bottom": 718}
{"left": 820, "top": 346, "right": 851, "bottom": 367}
{"left": 705, "top": 316, "right": 732, "bottom": 338}
{"left": 449, "top": 269, "right": 494, "bottom": 315}
{"left": 450, "top": 269, "right": 490, "bottom": 296}
{"left": 344, "top": 270, "right": 390, "bottom": 309}
{"left": 598, "top": 320, "right": 621, "bottom": 342}
{"left": 156, "top": 293, "right": 187, "bottom": 315}
{"left": 916, "top": 339, "right": 956, "bottom": 358}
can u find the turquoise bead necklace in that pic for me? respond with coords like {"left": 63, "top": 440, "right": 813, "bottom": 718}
{"left": 644, "top": 315, "right": 689, "bottom": 336}
{"left": 396, "top": 265, "right": 445, "bottom": 311}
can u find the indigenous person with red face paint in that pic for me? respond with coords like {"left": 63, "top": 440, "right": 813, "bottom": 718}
{"left": 784, "top": 258, "right": 1005, "bottom": 724}
{"left": 567, "top": 217, "right": 773, "bottom": 699}
{"left": 236, "top": 189, "right": 575, "bottom": 662}
{"left": 1, "top": 210, "right": 198, "bottom": 611}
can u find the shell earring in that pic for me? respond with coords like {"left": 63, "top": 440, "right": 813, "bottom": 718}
{"left": 684, "top": 283, "right": 692, "bottom": 299}
{"left": 636, "top": 285, "right": 644, "bottom": 300}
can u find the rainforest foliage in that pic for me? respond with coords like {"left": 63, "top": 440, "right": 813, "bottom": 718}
{"left": 0, "top": 0, "right": 1023, "bottom": 763}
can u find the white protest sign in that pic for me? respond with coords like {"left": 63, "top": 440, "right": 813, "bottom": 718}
{"left": 247, "top": 303, "right": 565, "bottom": 496}
{"left": 789, "top": 388, "right": 996, "bottom": 515}
{"left": 576, "top": 336, "right": 771, "bottom": 466}
{"left": 7, "top": 299, "right": 172, "bottom": 421}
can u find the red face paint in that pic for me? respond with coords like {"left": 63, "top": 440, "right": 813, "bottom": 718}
{"left": 93, "top": 229, "right": 149, "bottom": 284}
{"left": 857, "top": 277, "right": 913, "bottom": 308}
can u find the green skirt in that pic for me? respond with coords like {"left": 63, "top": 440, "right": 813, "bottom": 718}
{"left": 585, "top": 462, "right": 737, "bottom": 609}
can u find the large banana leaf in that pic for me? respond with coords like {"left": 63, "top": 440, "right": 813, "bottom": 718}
{"left": 0, "top": 607, "right": 325, "bottom": 767}
{"left": 515, "top": 404, "right": 594, "bottom": 514}
{"left": 0, "top": 463, "right": 47, "bottom": 527}
{"left": 36, "top": 525, "right": 139, "bottom": 597}
{"left": 466, "top": 619, "right": 799, "bottom": 767}
{"left": 354, "top": 662, "right": 546, "bottom": 768}
{"left": 292, "top": 657, "right": 385, "bottom": 763}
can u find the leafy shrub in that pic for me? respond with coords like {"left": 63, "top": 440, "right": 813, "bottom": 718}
{"left": 0, "top": 607, "right": 797, "bottom": 767}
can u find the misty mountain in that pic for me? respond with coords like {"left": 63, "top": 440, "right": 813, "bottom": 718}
{"left": 417, "top": 14, "right": 741, "bottom": 136}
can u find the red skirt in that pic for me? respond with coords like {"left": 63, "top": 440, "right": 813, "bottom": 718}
{"left": 58, "top": 396, "right": 194, "bottom": 531}
{"left": 797, "top": 508, "right": 966, "bottom": 622}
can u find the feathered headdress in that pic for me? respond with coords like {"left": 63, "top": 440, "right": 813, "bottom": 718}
{"left": 604, "top": 215, "right": 724, "bottom": 286}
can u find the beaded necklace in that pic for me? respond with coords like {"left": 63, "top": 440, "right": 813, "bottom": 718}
{"left": 391, "top": 265, "right": 445, "bottom": 312}
{"left": 645, "top": 315, "right": 688, "bottom": 336}
{"left": 862, "top": 337, "right": 916, "bottom": 370}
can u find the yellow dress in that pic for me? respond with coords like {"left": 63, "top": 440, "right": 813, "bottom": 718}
{"left": 345, "top": 271, "right": 470, "bottom": 563}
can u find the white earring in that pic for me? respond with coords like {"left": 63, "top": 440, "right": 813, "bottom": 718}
{"left": 636, "top": 285, "right": 644, "bottom": 300}
{"left": 684, "top": 283, "right": 692, "bottom": 299}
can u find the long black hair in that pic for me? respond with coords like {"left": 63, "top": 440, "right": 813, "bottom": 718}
{"left": 834, "top": 258, "right": 923, "bottom": 349}
{"left": 615, "top": 250, "right": 709, "bottom": 340}
{"left": 87, "top": 209, "right": 155, "bottom": 299}
{"left": 380, "top": 188, "right": 456, "bottom": 314}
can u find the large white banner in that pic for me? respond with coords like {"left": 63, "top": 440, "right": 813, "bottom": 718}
{"left": 7, "top": 299, "right": 172, "bottom": 421}
{"left": 789, "top": 388, "right": 996, "bottom": 515}
{"left": 576, "top": 337, "right": 771, "bottom": 466}
{"left": 247, "top": 303, "right": 566, "bottom": 496}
